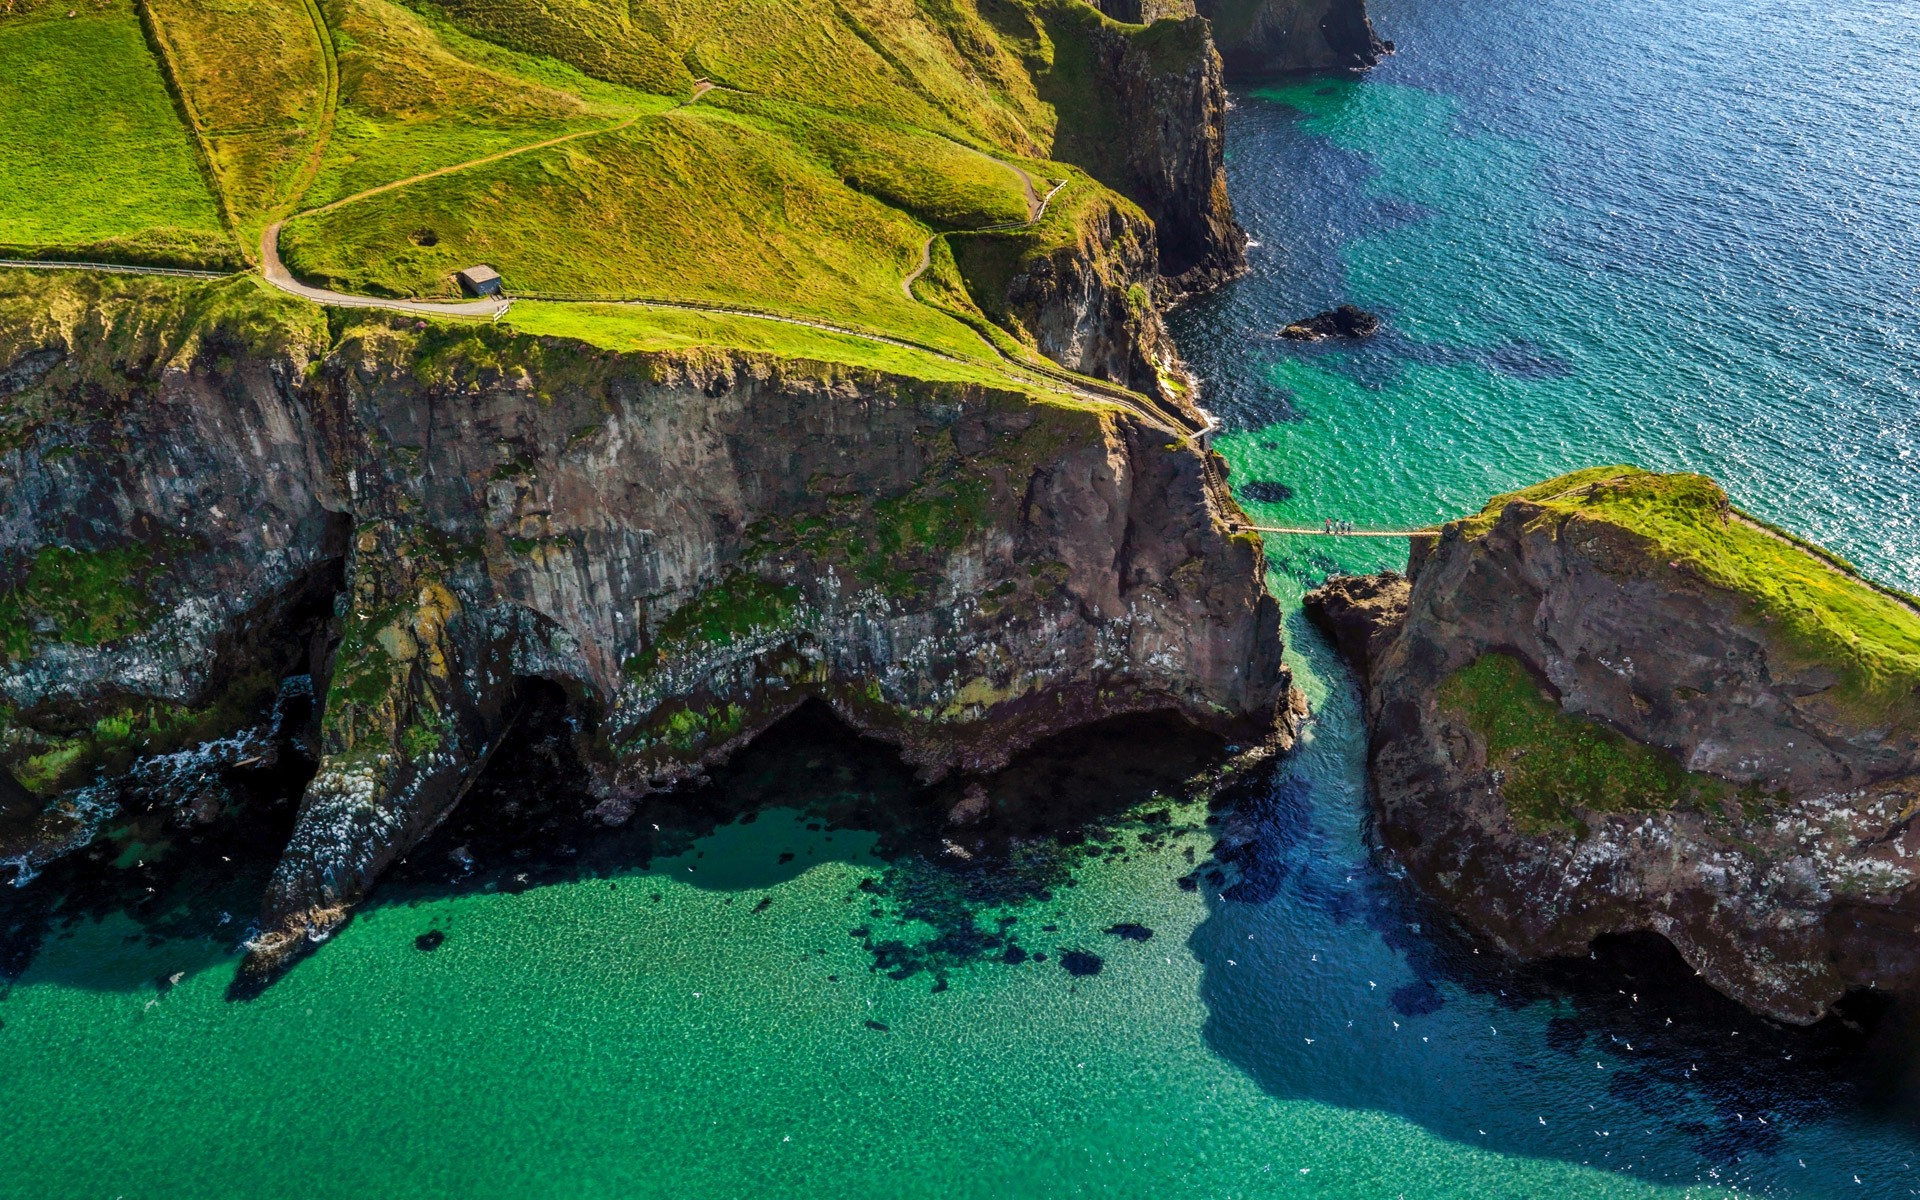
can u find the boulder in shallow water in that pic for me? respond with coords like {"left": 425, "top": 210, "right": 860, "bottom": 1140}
{"left": 947, "top": 783, "right": 991, "bottom": 827}
{"left": 1280, "top": 304, "right": 1381, "bottom": 341}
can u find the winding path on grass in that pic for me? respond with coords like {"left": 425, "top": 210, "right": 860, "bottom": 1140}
{"left": 900, "top": 161, "right": 1058, "bottom": 299}
{"left": 256, "top": 81, "right": 717, "bottom": 318}
{"left": 7, "top": 73, "right": 1204, "bottom": 445}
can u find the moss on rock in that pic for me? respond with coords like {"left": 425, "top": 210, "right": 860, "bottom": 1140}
{"left": 0, "top": 544, "right": 163, "bottom": 660}
{"left": 1438, "top": 652, "right": 1739, "bottom": 834}
{"left": 1456, "top": 467, "right": 1920, "bottom": 724}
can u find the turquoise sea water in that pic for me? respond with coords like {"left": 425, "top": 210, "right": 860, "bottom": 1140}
{"left": 4, "top": 1, "right": 1920, "bottom": 1196}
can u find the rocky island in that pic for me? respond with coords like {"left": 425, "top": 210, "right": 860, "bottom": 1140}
{"left": 1308, "top": 467, "right": 1920, "bottom": 1024}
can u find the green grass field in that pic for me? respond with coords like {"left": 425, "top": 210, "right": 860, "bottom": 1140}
{"left": 302, "top": 0, "right": 667, "bottom": 208}
{"left": 279, "top": 103, "right": 996, "bottom": 359}
{"left": 504, "top": 302, "right": 1019, "bottom": 387}
{"left": 143, "top": 0, "right": 331, "bottom": 239}
{"left": 710, "top": 90, "right": 1032, "bottom": 231}
{"left": 0, "top": 1, "right": 229, "bottom": 265}
{"left": 1438, "top": 652, "right": 1733, "bottom": 833}
{"left": 1463, "top": 467, "right": 1920, "bottom": 722}
{"left": 0, "top": 0, "right": 1203, "bottom": 393}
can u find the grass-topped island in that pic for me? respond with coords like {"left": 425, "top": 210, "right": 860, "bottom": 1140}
{"left": 1306, "top": 466, "right": 1920, "bottom": 1026}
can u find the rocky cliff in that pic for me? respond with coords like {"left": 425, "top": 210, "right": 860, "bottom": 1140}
{"left": 1048, "top": 9, "right": 1247, "bottom": 296}
{"left": 952, "top": 189, "right": 1185, "bottom": 401}
{"left": 0, "top": 271, "right": 1295, "bottom": 986}
{"left": 1194, "top": 0, "right": 1389, "bottom": 73}
{"left": 1307, "top": 468, "right": 1920, "bottom": 1024}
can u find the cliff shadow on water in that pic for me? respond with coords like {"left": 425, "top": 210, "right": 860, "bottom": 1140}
{"left": 380, "top": 693, "right": 1242, "bottom": 991}
{"left": 0, "top": 683, "right": 1242, "bottom": 998}
{"left": 1181, "top": 612, "right": 1920, "bottom": 1183}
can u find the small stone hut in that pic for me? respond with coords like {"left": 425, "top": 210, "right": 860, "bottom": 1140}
{"left": 455, "top": 265, "right": 502, "bottom": 298}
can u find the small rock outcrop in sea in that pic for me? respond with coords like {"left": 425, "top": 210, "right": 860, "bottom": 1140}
{"left": 1306, "top": 467, "right": 1920, "bottom": 1025}
{"left": 1280, "top": 305, "right": 1381, "bottom": 341}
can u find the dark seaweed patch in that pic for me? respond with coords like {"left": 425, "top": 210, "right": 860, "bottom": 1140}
{"left": 1058, "top": 950, "right": 1104, "bottom": 977}
{"left": 1239, "top": 481, "right": 1295, "bottom": 504}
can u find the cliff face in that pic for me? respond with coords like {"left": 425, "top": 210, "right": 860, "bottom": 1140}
{"left": 1307, "top": 469, "right": 1920, "bottom": 1024}
{"left": 955, "top": 191, "right": 1185, "bottom": 400}
{"left": 1048, "top": 13, "right": 1247, "bottom": 296}
{"left": 0, "top": 275, "right": 1295, "bottom": 985}
{"left": 1194, "top": 0, "right": 1389, "bottom": 72}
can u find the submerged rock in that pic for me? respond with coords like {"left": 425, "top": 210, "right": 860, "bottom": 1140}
{"left": 946, "top": 783, "right": 991, "bottom": 827}
{"left": 1058, "top": 950, "right": 1105, "bottom": 976}
{"left": 1238, "top": 481, "right": 1294, "bottom": 504}
{"left": 1309, "top": 467, "right": 1920, "bottom": 1024}
{"left": 1280, "top": 305, "right": 1381, "bottom": 341}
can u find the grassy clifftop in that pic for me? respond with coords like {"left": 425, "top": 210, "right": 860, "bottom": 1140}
{"left": 1458, "top": 466, "right": 1920, "bottom": 721}
{"left": 0, "top": 0, "right": 1216, "bottom": 385}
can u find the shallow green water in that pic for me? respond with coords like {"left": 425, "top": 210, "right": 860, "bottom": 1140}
{"left": 1, "top": 718, "right": 1724, "bottom": 1200}
{"left": 5, "top": 0, "right": 1920, "bottom": 1195}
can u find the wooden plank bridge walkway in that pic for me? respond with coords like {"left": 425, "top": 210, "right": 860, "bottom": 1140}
{"left": 1236, "top": 525, "right": 1438, "bottom": 539}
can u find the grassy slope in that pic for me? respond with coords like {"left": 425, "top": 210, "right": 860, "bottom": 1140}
{"left": 0, "top": 0, "right": 228, "bottom": 265}
{"left": 1462, "top": 466, "right": 1920, "bottom": 722}
{"left": 2, "top": 0, "right": 1192, "bottom": 388}
{"left": 304, "top": 0, "right": 662, "bottom": 207}
{"left": 504, "top": 303, "right": 1023, "bottom": 387}
{"left": 143, "top": 0, "right": 329, "bottom": 240}
{"left": 707, "top": 89, "right": 1031, "bottom": 230}
{"left": 279, "top": 104, "right": 993, "bottom": 358}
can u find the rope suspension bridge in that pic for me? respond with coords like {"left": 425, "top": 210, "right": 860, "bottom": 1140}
{"left": 1233, "top": 523, "right": 1440, "bottom": 539}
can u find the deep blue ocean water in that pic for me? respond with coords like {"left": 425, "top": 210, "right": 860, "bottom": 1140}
{"left": 1185, "top": 0, "right": 1919, "bottom": 598}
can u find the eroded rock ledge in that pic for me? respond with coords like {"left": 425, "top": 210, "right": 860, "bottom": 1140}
{"left": 0, "top": 276, "right": 1296, "bottom": 988}
{"left": 1307, "top": 468, "right": 1920, "bottom": 1024}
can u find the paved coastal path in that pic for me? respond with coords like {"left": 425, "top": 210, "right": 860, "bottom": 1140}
{"left": 3, "top": 73, "right": 1198, "bottom": 441}
{"left": 0, "top": 259, "right": 233, "bottom": 280}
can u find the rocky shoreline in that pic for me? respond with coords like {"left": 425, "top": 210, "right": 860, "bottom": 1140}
{"left": 1307, "top": 468, "right": 1920, "bottom": 1024}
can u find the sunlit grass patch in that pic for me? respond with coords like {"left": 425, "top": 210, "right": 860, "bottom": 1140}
{"left": 503, "top": 302, "right": 1023, "bottom": 389}
{"left": 280, "top": 106, "right": 991, "bottom": 358}
{"left": 303, "top": 0, "right": 664, "bottom": 208}
{"left": 1461, "top": 467, "right": 1920, "bottom": 723}
{"left": 143, "top": 0, "right": 330, "bottom": 236}
{"left": 709, "top": 91, "right": 1032, "bottom": 231}
{"left": 0, "top": 2, "right": 227, "bottom": 264}
{"left": 1439, "top": 652, "right": 1746, "bottom": 834}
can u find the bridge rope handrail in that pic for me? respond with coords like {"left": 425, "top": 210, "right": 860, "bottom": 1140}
{"left": 1234, "top": 523, "right": 1441, "bottom": 538}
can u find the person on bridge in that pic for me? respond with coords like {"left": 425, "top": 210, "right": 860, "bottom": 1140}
{"left": 1324, "top": 518, "right": 1333, "bottom": 535}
